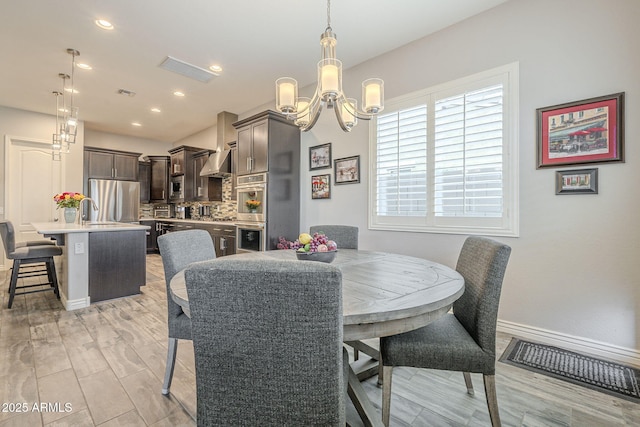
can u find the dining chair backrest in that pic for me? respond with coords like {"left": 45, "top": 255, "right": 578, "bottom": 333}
{"left": 185, "top": 257, "right": 345, "bottom": 426}
{"left": 309, "top": 224, "right": 358, "bottom": 249}
{"left": 0, "top": 220, "right": 16, "bottom": 255}
{"left": 157, "top": 229, "right": 216, "bottom": 336}
{"left": 453, "top": 236, "right": 512, "bottom": 354}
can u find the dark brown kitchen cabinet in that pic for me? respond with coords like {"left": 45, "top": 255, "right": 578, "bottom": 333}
{"left": 233, "top": 110, "right": 299, "bottom": 176}
{"left": 233, "top": 111, "right": 301, "bottom": 250}
{"left": 228, "top": 141, "right": 237, "bottom": 201}
{"left": 139, "top": 161, "right": 151, "bottom": 203}
{"left": 88, "top": 230, "right": 146, "bottom": 302}
{"left": 236, "top": 119, "right": 268, "bottom": 175}
{"left": 149, "top": 155, "right": 170, "bottom": 202}
{"left": 192, "top": 150, "right": 223, "bottom": 202}
{"left": 193, "top": 223, "right": 236, "bottom": 257}
{"left": 84, "top": 147, "right": 141, "bottom": 181}
{"left": 169, "top": 146, "right": 203, "bottom": 202}
{"left": 140, "top": 219, "right": 157, "bottom": 253}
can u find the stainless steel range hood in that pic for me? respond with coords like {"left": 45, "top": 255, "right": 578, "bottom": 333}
{"left": 199, "top": 111, "right": 238, "bottom": 177}
{"left": 200, "top": 148, "right": 231, "bottom": 177}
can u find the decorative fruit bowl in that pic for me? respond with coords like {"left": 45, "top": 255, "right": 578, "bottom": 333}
{"left": 278, "top": 232, "right": 338, "bottom": 263}
{"left": 295, "top": 249, "right": 337, "bottom": 263}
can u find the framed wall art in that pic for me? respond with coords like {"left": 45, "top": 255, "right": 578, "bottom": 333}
{"left": 311, "top": 174, "right": 331, "bottom": 199}
{"left": 334, "top": 155, "right": 360, "bottom": 185}
{"left": 555, "top": 168, "right": 598, "bottom": 195}
{"left": 536, "top": 92, "right": 624, "bottom": 168}
{"left": 309, "top": 143, "right": 332, "bottom": 170}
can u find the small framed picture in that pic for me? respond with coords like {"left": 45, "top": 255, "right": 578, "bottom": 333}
{"left": 555, "top": 168, "right": 598, "bottom": 195}
{"left": 537, "top": 92, "right": 624, "bottom": 168}
{"left": 311, "top": 174, "right": 331, "bottom": 199}
{"left": 334, "top": 155, "right": 360, "bottom": 185}
{"left": 309, "top": 143, "right": 332, "bottom": 170}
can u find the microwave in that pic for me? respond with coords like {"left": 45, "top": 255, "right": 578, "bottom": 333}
{"left": 169, "top": 175, "right": 184, "bottom": 202}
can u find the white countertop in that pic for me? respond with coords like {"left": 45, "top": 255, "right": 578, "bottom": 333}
{"left": 32, "top": 221, "right": 150, "bottom": 234}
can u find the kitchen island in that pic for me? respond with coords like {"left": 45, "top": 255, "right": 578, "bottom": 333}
{"left": 31, "top": 222, "right": 149, "bottom": 310}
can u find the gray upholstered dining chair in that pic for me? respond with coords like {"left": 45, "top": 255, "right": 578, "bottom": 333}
{"left": 0, "top": 220, "right": 62, "bottom": 308}
{"left": 157, "top": 229, "right": 215, "bottom": 395}
{"left": 184, "top": 257, "right": 345, "bottom": 426}
{"left": 309, "top": 224, "right": 358, "bottom": 249}
{"left": 380, "top": 236, "right": 511, "bottom": 427}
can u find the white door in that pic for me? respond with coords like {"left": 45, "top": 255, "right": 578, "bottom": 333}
{"left": 4, "top": 135, "right": 63, "bottom": 249}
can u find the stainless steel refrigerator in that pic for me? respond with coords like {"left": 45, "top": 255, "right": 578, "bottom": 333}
{"left": 88, "top": 179, "right": 140, "bottom": 223}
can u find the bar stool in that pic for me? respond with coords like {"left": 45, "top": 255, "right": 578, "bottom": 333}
{"left": 0, "top": 220, "right": 62, "bottom": 308}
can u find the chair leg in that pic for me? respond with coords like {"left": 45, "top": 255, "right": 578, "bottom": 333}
{"left": 7, "top": 260, "right": 21, "bottom": 309}
{"left": 463, "top": 371, "right": 474, "bottom": 395}
{"left": 381, "top": 365, "right": 393, "bottom": 427}
{"left": 483, "top": 374, "right": 501, "bottom": 427}
{"left": 46, "top": 258, "right": 60, "bottom": 298}
{"left": 354, "top": 348, "right": 359, "bottom": 361}
{"left": 162, "top": 337, "right": 178, "bottom": 395}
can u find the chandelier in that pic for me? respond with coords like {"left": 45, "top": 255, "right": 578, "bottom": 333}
{"left": 52, "top": 48, "right": 80, "bottom": 159}
{"left": 275, "top": 0, "right": 384, "bottom": 132}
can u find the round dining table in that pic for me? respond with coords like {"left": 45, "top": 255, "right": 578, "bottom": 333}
{"left": 169, "top": 249, "right": 464, "bottom": 427}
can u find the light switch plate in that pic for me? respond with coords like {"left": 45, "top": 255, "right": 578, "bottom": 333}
{"left": 0, "top": 206, "right": 4, "bottom": 215}
{"left": 74, "top": 242, "right": 85, "bottom": 254}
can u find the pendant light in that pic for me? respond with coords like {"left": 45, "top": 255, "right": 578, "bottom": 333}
{"left": 52, "top": 91, "right": 63, "bottom": 161}
{"left": 63, "top": 48, "right": 80, "bottom": 144}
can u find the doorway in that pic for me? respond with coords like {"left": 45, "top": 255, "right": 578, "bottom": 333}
{"left": 2, "top": 135, "right": 63, "bottom": 268}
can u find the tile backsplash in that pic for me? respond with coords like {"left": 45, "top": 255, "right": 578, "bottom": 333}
{"left": 140, "top": 175, "right": 236, "bottom": 220}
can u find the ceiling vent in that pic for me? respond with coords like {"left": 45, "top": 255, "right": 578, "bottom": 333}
{"left": 159, "top": 56, "right": 218, "bottom": 83}
{"left": 117, "top": 89, "right": 136, "bottom": 97}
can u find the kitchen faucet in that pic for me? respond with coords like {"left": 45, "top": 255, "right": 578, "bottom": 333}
{"left": 78, "top": 197, "right": 99, "bottom": 224}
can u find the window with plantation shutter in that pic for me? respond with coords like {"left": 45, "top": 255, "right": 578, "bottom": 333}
{"left": 369, "top": 63, "right": 519, "bottom": 236}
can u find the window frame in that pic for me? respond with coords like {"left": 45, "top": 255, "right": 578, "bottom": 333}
{"left": 368, "top": 62, "right": 519, "bottom": 237}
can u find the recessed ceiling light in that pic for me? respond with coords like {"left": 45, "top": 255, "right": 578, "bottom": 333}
{"left": 173, "top": 91, "right": 185, "bottom": 97}
{"left": 77, "top": 63, "right": 92, "bottom": 70}
{"left": 95, "top": 19, "right": 114, "bottom": 30}
{"left": 150, "top": 108, "right": 162, "bottom": 113}
{"left": 131, "top": 122, "right": 142, "bottom": 127}
{"left": 209, "top": 64, "right": 223, "bottom": 73}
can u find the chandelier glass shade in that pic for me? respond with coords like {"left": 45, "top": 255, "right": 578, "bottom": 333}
{"left": 275, "top": 0, "right": 384, "bottom": 132}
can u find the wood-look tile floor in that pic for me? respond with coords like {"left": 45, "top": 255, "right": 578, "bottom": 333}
{"left": 1, "top": 254, "right": 638, "bottom": 426}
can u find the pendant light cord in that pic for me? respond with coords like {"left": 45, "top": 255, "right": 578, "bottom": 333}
{"left": 326, "top": 0, "right": 331, "bottom": 30}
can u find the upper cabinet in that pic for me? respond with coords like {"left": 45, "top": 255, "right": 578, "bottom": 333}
{"left": 139, "top": 161, "right": 151, "bottom": 203}
{"left": 192, "top": 150, "right": 222, "bottom": 202}
{"left": 148, "top": 155, "right": 170, "bottom": 203}
{"left": 233, "top": 111, "right": 300, "bottom": 176}
{"left": 85, "top": 147, "right": 141, "bottom": 181}
{"left": 228, "top": 141, "right": 238, "bottom": 201}
{"left": 168, "top": 146, "right": 205, "bottom": 203}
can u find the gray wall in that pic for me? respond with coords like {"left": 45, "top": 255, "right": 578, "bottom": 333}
{"left": 0, "top": 105, "right": 85, "bottom": 217}
{"left": 296, "top": 0, "right": 640, "bottom": 354}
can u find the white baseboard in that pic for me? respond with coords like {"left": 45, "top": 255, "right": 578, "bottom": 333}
{"left": 61, "top": 292, "right": 90, "bottom": 311}
{"left": 497, "top": 319, "right": 640, "bottom": 368}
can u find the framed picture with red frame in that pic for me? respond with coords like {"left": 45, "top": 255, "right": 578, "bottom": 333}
{"left": 536, "top": 92, "right": 624, "bottom": 168}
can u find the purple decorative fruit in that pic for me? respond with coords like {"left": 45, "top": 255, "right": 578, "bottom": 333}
{"left": 327, "top": 240, "right": 337, "bottom": 251}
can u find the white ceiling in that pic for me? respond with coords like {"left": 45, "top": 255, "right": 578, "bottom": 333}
{"left": 0, "top": 0, "right": 508, "bottom": 143}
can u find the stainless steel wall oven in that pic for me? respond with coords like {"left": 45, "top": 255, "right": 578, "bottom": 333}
{"left": 236, "top": 222, "right": 266, "bottom": 253}
{"left": 236, "top": 173, "right": 266, "bottom": 223}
